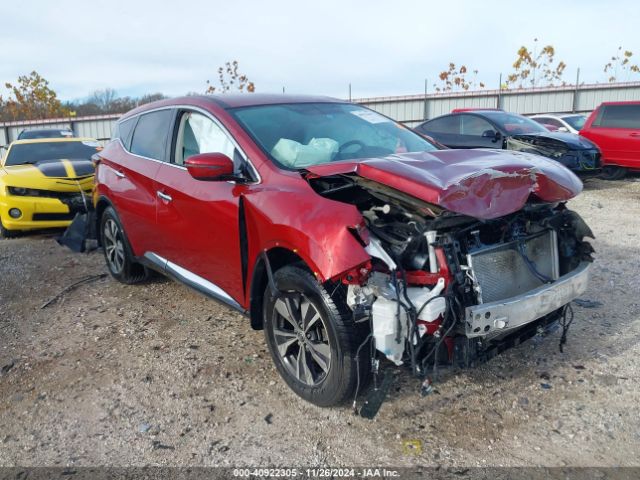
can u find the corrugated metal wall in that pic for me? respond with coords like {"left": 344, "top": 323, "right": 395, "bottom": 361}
{"left": 0, "top": 114, "right": 119, "bottom": 149}
{"left": 1, "top": 82, "right": 638, "bottom": 148}
{"left": 356, "top": 81, "right": 640, "bottom": 126}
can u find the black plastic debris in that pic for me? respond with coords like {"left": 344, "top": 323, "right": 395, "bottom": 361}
{"left": 1, "top": 361, "right": 15, "bottom": 375}
{"left": 56, "top": 212, "right": 97, "bottom": 253}
{"left": 573, "top": 298, "right": 603, "bottom": 308}
{"left": 540, "top": 383, "right": 552, "bottom": 390}
{"left": 359, "top": 371, "right": 393, "bottom": 419}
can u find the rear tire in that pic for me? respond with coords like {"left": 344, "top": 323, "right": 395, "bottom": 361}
{"left": 263, "top": 265, "right": 369, "bottom": 407}
{"left": 100, "top": 207, "right": 148, "bottom": 284}
{"left": 600, "top": 165, "right": 627, "bottom": 180}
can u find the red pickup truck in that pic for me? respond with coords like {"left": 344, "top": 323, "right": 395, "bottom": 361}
{"left": 580, "top": 101, "right": 640, "bottom": 179}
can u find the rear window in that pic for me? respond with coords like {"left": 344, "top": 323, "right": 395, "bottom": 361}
{"left": 4, "top": 141, "right": 100, "bottom": 166}
{"left": 130, "top": 110, "right": 173, "bottom": 160}
{"left": 115, "top": 117, "right": 137, "bottom": 149}
{"left": 18, "top": 129, "right": 74, "bottom": 140}
{"left": 595, "top": 104, "right": 640, "bottom": 129}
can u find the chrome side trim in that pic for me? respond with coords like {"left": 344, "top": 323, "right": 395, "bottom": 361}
{"left": 142, "top": 252, "right": 246, "bottom": 314}
{"left": 465, "top": 262, "right": 590, "bottom": 338}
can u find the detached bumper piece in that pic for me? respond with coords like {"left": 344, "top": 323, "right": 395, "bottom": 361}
{"left": 465, "top": 262, "right": 590, "bottom": 338}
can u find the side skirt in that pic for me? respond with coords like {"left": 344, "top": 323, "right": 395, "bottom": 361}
{"left": 141, "top": 252, "right": 248, "bottom": 316}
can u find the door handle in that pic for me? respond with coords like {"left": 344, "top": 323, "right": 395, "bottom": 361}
{"left": 157, "top": 191, "right": 172, "bottom": 202}
{"left": 114, "top": 170, "right": 126, "bottom": 178}
{"left": 630, "top": 132, "right": 640, "bottom": 137}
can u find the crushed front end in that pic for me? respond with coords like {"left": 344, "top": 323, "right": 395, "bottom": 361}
{"left": 308, "top": 171, "right": 595, "bottom": 379}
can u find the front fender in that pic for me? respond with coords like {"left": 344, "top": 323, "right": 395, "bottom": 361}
{"left": 242, "top": 188, "right": 370, "bottom": 285}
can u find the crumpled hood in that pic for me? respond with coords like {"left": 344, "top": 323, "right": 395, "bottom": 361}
{"left": 511, "top": 131, "right": 597, "bottom": 151}
{"left": 305, "top": 149, "right": 583, "bottom": 220}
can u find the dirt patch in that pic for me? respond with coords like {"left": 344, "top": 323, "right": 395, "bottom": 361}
{"left": 1, "top": 177, "right": 639, "bottom": 467}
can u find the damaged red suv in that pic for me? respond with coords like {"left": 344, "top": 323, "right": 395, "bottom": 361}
{"left": 93, "top": 95, "right": 594, "bottom": 407}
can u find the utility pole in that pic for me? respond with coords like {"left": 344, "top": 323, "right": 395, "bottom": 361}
{"left": 423, "top": 79, "right": 428, "bottom": 120}
{"left": 348, "top": 83, "right": 352, "bottom": 102}
{"left": 497, "top": 73, "right": 503, "bottom": 110}
{"left": 572, "top": 68, "right": 581, "bottom": 113}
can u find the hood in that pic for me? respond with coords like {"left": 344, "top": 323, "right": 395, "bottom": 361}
{"left": 1, "top": 158, "right": 94, "bottom": 190}
{"left": 511, "top": 131, "right": 597, "bottom": 151}
{"left": 305, "top": 149, "right": 583, "bottom": 220}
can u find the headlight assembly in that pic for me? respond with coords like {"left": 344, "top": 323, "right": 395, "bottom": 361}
{"left": 8, "top": 187, "right": 38, "bottom": 196}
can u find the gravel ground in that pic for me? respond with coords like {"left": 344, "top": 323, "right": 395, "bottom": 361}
{"left": 0, "top": 177, "right": 639, "bottom": 468}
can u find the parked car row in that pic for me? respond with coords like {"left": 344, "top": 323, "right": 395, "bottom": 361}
{"left": 414, "top": 109, "right": 602, "bottom": 175}
{"left": 415, "top": 101, "right": 640, "bottom": 180}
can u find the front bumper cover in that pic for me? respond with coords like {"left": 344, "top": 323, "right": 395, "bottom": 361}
{"left": 465, "top": 262, "right": 590, "bottom": 338}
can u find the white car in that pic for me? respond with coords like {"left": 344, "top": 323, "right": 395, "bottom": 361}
{"left": 530, "top": 113, "right": 588, "bottom": 134}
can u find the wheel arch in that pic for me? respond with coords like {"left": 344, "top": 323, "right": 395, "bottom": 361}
{"left": 94, "top": 195, "right": 115, "bottom": 246}
{"left": 247, "top": 247, "right": 312, "bottom": 330}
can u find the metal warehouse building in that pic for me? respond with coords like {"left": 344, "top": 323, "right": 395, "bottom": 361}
{"left": 1, "top": 81, "right": 639, "bottom": 147}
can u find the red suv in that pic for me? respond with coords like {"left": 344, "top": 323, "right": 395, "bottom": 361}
{"left": 580, "top": 101, "right": 640, "bottom": 179}
{"left": 94, "top": 95, "right": 593, "bottom": 407}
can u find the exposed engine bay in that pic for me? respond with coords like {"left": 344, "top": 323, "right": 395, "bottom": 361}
{"left": 308, "top": 173, "right": 595, "bottom": 378}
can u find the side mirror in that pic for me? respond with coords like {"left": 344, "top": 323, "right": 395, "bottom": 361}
{"left": 482, "top": 130, "right": 501, "bottom": 142}
{"left": 185, "top": 152, "right": 235, "bottom": 181}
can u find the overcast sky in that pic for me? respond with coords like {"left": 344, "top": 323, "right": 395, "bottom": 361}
{"left": 1, "top": 0, "right": 638, "bottom": 102}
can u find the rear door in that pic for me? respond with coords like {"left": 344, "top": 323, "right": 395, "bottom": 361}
{"left": 152, "top": 108, "right": 246, "bottom": 303}
{"left": 583, "top": 104, "right": 640, "bottom": 168}
{"left": 101, "top": 110, "right": 173, "bottom": 256}
{"left": 416, "top": 115, "right": 463, "bottom": 147}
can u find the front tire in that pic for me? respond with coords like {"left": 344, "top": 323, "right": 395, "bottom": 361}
{"left": 100, "top": 207, "right": 148, "bottom": 284}
{"left": 600, "top": 165, "right": 627, "bottom": 180}
{"left": 0, "top": 218, "right": 19, "bottom": 238}
{"left": 263, "top": 265, "right": 369, "bottom": 407}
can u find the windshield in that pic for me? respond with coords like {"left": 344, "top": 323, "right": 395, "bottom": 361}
{"left": 482, "top": 111, "right": 549, "bottom": 134}
{"left": 562, "top": 115, "right": 587, "bottom": 131}
{"left": 18, "top": 129, "right": 73, "bottom": 140}
{"left": 4, "top": 141, "right": 100, "bottom": 166}
{"left": 230, "top": 103, "right": 438, "bottom": 169}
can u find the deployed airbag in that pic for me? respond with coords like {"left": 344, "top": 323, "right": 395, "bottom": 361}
{"left": 271, "top": 137, "right": 338, "bottom": 168}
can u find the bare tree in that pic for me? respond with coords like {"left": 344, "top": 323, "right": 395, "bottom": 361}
{"left": 206, "top": 61, "right": 255, "bottom": 94}
{"left": 87, "top": 88, "right": 119, "bottom": 111}
{"left": 433, "top": 63, "right": 485, "bottom": 92}
{"left": 604, "top": 47, "right": 640, "bottom": 82}
{"left": 506, "top": 39, "right": 567, "bottom": 88}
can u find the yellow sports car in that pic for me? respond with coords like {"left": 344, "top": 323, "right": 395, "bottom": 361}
{"left": 0, "top": 137, "right": 101, "bottom": 237}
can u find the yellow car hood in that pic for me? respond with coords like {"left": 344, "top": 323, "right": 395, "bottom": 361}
{"left": 1, "top": 159, "right": 95, "bottom": 191}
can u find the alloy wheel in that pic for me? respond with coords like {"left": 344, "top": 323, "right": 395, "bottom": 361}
{"left": 103, "top": 218, "right": 125, "bottom": 274}
{"left": 271, "top": 293, "right": 332, "bottom": 386}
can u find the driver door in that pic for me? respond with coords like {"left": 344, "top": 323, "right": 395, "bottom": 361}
{"left": 455, "top": 114, "right": 501, "bottom": 148}
{"left": 153, "top": 109, "right": 246, "bottom": 303}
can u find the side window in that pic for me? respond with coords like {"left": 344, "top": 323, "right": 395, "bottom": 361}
{"left": 598, "top": 105, "right": 640, "bottom": 129}
{"left": 538, "top": 118, "right": 562, "bottom": 128}
{"left": 420, "top": 116, "right": 460, "bottom": 134}
{"left": 116, "top": 117, "right": 137, "bottom": 150}
{"left": 460, "top": 115, "right": 495, "bottom": 136}
{"left": 130, "top": 110, "right": 173, "bottom": 161}
{"left": 174, "top": 111, "right": 236, "bottom": 166}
